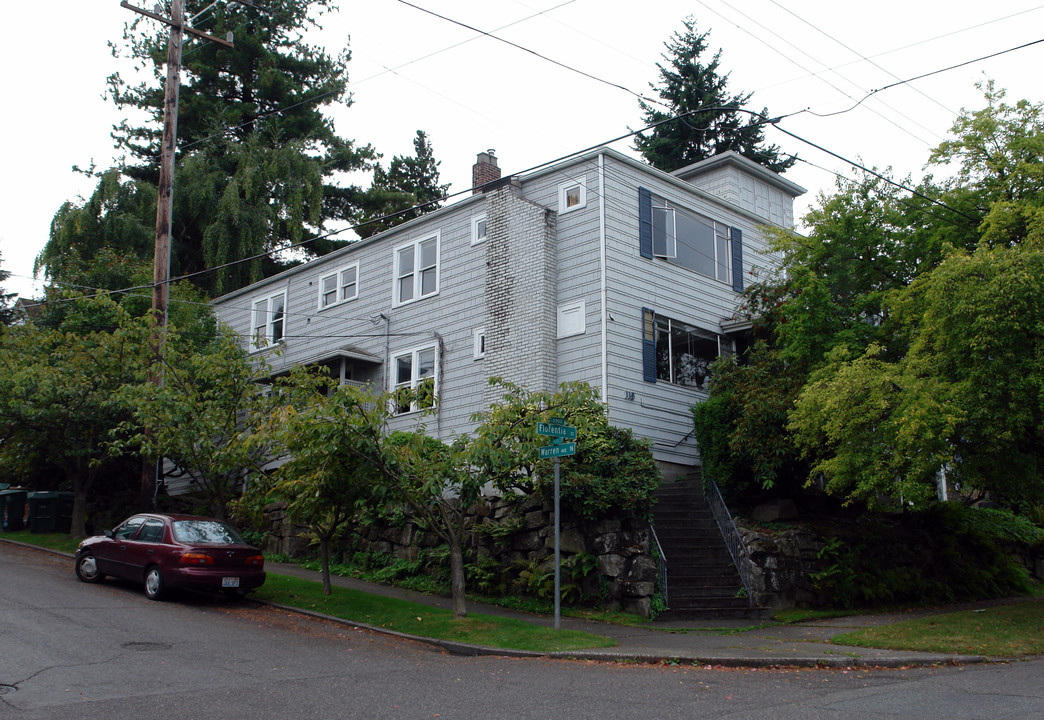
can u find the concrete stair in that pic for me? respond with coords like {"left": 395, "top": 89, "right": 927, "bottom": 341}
{"left": 652, "top": 478, "right": 770, "bottom": 621}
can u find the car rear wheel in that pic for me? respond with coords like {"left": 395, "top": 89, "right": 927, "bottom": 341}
{"left": 143, "top": 566, "right": 165, "bottom": 601}
{"left": 75, "top": 552, "right": 105, "bottom": 583}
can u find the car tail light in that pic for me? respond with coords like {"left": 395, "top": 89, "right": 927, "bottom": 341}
{"left": 180, "top": 552, "right": 215, "bottom": 565}
{"left": 245, "top": 554, "right": 264, "bottom": 568}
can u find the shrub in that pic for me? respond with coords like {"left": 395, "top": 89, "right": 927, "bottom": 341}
{"left": 812, "top": 503, "right": 1033, "bottom": 608}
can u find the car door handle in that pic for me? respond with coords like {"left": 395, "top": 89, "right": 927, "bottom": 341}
{"left": 147, "top": 550, "right": 154, "bottom": 555}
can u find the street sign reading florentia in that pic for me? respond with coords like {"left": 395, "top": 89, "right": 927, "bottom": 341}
{"left": 536, "top": 422, "right": 577, "bottom": 440}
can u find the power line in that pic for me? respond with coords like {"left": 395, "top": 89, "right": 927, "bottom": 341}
{"left": 699, "top": 0, "right": 937, "bottom": 147}
{"left": 808, "top": 36, "right": 1044, "bottom": 118}
{"left": 767, "top": 0, "right": 956, "bottom": 119}
{"left": 771, "top": 122, "right": 978, "bottom": 223}
{"left": 395, "top": 0, "right": 659, "bottom": 108}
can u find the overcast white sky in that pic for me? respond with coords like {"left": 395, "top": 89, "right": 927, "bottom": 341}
{"left": 2, "top": 0, "right": 1042, "bottom": 298}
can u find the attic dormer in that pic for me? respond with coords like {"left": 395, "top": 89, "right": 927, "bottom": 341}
{"left": 671, "top": 151, "right": 805, "bottom": 230}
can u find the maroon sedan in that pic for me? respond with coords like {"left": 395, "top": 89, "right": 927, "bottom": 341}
{"left": 75, "top": 513, "right": 266, "bottom": 600}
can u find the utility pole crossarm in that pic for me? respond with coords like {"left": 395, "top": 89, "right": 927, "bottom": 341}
{"left": 120, "top": 0, "right": 235, "bottom": 48}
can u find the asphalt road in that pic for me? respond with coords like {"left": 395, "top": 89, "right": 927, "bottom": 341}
{"left": 2, "top": 543, "right": 1042, "bottom": 720}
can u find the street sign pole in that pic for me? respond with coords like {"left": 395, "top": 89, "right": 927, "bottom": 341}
{"left": 536, "top": 417, "right": 575, "bottom": 632}
{"left": 554, "top": 456, "right": 561, "bottom": 631}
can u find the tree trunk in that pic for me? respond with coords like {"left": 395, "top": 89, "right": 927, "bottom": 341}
{"left": 449, "top": 535, "right": 467, "bottom": 619}
{"left": 320, "top": 537, "right": 332, "bottom": 595}
{"left": 71, "top": 484, "right": 88, "bottom": 539}
{"left": 70, "top": 461, "right": 96, "bottom": 538}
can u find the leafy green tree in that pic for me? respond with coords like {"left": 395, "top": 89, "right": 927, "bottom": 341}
{"left": 929, "top": 80, "right": 1044, "bottom": 248}
{"left": 255, "top": 369, "right": 384, "bottom": 594}
{"left": 116, "top": 324, "right": 273, "bottom": 520}
{"left": 31, "top": 248, "right": 216, "bottom": 344}
{"left": 635, "top": 17, "right": 794, "bottom": 174}
{"left": 376, "top": 380, "right": 660, "bottom": 618}
{"left": 692, "top": 340, "right": 807, "bottom": 498}
{"left": 467, "top": 381, "right": 661, "bottom": 521}
{"left": 701, "top": 84, "right": 1044, "bottom": 509}
{"left": 0, "top": 295, "right": 145, "bottom": 536}
{"left": 37, "top": 169, "right": 156, "bottom": 286}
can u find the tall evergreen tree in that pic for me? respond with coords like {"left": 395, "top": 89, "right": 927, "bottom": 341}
{"left": 353, "top": 130, "right": 450, "bottom": 239}
{"left": 39, "top": 0, "right": 443, "bottom": 297}
{"left": 635, "top": 18, "right": 794, "bottom": 174}
{"left": 0, "top": 253, "right": 17, "bottom": 327}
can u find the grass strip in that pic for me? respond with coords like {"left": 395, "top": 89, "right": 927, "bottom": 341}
{"left": 256, "top": 573, "right": 616, "bottom": 653}
{"left": 1, "top": 530, "right": 82, "bottom": 554}
{"left": 832, "top": 599, "right": 1044, "bottom": 657}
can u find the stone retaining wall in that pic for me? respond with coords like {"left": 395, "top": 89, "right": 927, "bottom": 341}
{"left": 733, "top": 519, "right": 827, "bottom": 609}
{"left": 263, "top": 495, "right": 659, "bottom": 617}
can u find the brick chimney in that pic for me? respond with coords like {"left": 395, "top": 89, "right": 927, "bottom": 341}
{"left": 472, "top": 150, "right": 500, "bottom": 194}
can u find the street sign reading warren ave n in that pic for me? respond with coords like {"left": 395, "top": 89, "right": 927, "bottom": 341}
{"left": 538, "top": 442, "right": 576, "bottom": 459}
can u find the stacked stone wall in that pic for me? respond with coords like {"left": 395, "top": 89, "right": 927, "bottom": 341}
{"left": 263, "top": 495, "right": 659, "bottom": 617}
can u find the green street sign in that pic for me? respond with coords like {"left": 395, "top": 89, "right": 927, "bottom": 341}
{"left": 549, "top": 417, "right": 566, "bottom": 426}
{"left": 537, "top": 422, "right": 577, "bottom": 440}
{"left": 539, "top": 442, "right": 576, "bottom": 459}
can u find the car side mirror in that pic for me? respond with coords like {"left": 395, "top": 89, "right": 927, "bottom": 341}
{"left": 105, "top": 529, "right": 115, "bottom": 539}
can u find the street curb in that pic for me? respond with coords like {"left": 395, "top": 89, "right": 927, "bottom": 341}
{"left": 0, "top": 537, "right": 76, "bottom": 558}
{"left": 253, "top": 598, "right": 548, "bottom": 659}
{"left": 247, "top": 597, "right": 991, "bottom": 668}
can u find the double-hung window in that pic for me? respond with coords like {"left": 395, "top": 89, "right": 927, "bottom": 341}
{"left": 394, "top": 233, "right": 440, "bottom": 305}
{"left": 639, "top": 187, "right": 744, "bottom": 291}
{"left": 642, "top": 309, "right": 730, "bottom": 390}
{"left": 391, "top": 345, "right": 437, "bottom": 415}
{"left": 319, "top": 263, "right": 359, "bottom": 310}
{"left": 251, "top": 290, "right": 286, "bottom": 350}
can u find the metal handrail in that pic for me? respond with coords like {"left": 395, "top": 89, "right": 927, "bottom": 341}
{"left": 704, "top": 478, "right": 755, "bottom": 606}
{"left": 648, "top": 522, "right": 668, "bottom": 606}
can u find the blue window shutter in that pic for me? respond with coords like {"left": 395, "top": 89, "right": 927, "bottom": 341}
{"left": 642, "top": 307, "right": 657, "bottom": 383}
{"left": 731, "top": 226, "right": 744, "bottom": 292}
{"left": 638, "top": 187, "right": 653, "bottom": 259}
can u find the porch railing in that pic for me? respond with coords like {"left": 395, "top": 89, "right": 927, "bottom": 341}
{"left": 649, "top": 523, "right": 668, "bottom": 607}
{"left": 704, "top": 478, "right": 755, "bottom": 606}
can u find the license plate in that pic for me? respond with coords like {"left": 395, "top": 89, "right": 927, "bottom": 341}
{"left": 221, "top": 577, "right": 240, "bottom": 588}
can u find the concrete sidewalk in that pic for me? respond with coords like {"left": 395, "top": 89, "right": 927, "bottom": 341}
{"left": 265, "top": 561, "right": 989, "bottom": 668}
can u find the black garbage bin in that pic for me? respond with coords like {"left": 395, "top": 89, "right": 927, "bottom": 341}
{"left": 0, "top": 489, "right": 27, "bottom": 531}
{"left": 27, "top": 492, "right": 59, "bottom": 533}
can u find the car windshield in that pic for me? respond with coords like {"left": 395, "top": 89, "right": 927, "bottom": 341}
{"left": 172, "top": 520, "right": 245, "bottom": 545}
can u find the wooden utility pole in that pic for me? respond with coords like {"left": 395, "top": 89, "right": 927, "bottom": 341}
{"left": 153, "top": 0, "right": 184, "bottom": 337}
{"left": 120, "top": 0, "right": 233, "bottom": 510}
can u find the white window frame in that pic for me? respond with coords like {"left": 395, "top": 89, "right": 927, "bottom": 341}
{"left": 558, "top": 178, "right": 587, "bottom": 214}
{"left": 651, "top": 197, "right": 678, "bottom": 259}
{"left": 471, "top": 214, "right": 487, "bottom": 245}
{"left": 318, "top": 262, "right": 359, "bottom": 310}
{"left": 651, "top": 195, "right": 731, "bottom": 284}
{"left": 393, "top": 232, "right": 441, "bottom": 306}
{"left": 251, "top": 289, "right": 287, "bottom": 351}
{"left": 390, "top": 344, "right": 438, "bottom": 415}
{"left": 557, "top": 300, "right": 586, "bottom": 339}
{"left": 473, "top": 328, "right": 486, "bottom": 359}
